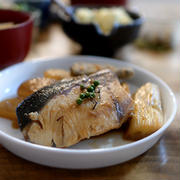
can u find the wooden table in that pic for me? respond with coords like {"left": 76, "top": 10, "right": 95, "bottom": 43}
{"left": 0, "top": 0, "right": 179, "bottom": 179}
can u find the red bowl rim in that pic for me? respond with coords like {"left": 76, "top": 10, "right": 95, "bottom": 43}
{"left": 0, "top": 9, "right": 33, "bottom": 32}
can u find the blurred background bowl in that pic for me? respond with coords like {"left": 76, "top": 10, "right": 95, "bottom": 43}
{"left": 0, "top": 9, "right": 33, "bottom": 69}
{"left": 14, "top": 0, "right": 51, "bottom": 28}
{"left": 71, "top": 0, "right": 127, "bottom": 6}
{"left": 58, "top": 5, "right": 143, "bottom": 57}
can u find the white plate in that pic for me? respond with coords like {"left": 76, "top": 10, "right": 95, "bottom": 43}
{"left": 0, "top": 56, "right": 177, "bottom": 169}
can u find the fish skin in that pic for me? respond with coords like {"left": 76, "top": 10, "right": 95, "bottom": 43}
{"left": 16, "top": 77, "right": 79, "bottom": 130}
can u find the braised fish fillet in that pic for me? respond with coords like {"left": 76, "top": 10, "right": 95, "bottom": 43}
{"left": 17, "top": 69, "right": 133, "bottom": 148}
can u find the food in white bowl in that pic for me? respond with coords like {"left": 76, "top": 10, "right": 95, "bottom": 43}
{"left": 0, "top": 56, "right": 176, "bottom": 169}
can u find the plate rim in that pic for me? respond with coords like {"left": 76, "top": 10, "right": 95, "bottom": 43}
{"left": 0, "top": 55, "right": 177, "bottom": 154}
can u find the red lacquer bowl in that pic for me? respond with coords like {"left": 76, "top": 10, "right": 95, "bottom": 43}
{"left": 0, "top": 9, "right": 33, "bottom": 69}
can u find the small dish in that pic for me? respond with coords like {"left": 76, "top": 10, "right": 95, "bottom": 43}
{"left": 57, "top": 5, "right": 143, "bottom": 56}
{"left": 0, "top": 56, "right": 176, "bottom": 169}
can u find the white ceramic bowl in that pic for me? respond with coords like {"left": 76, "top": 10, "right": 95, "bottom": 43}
{"left": 0, "top": 56, "right": 177, "bottom": 169}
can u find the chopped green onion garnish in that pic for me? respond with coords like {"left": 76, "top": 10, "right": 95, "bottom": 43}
{"left": 87, "top": 86, "right": 94, "bottom": 92}
{"left": 90, "top": 92, "right": 95, "bottom": 98}
{"left": 80, "top": 93, "right": 86, "bottom": 99}
{"left": 91, "top": 84, "right": 95, "bottom": 89}
{"left": 77, "top": 81, "right": 100, "bottom": 105}
{"left": 80, "top": 84, "right": 85, "bottom": 90}
{"left": 76, "top": 98, "right": 83, "bottom": 105}
{"left": 94, "top": 80, "right": 100, "bottom": 86}
{"left": 85, "top": 92, "right": 90, "bottom": 98}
